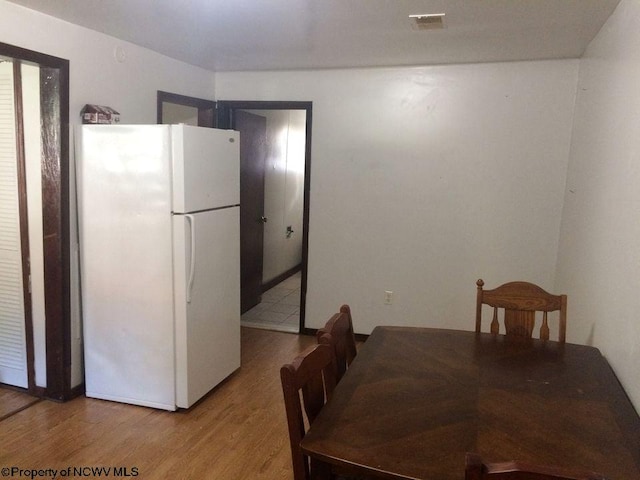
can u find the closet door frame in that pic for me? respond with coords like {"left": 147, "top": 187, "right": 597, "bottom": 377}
{"left": 0, "top": 41, "right": 71, "bottom": 401}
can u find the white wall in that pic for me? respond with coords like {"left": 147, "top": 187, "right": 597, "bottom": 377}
{"left": 216, "top": 60, "right": 578, "bottom": 334}
{"left": 248, "top": 109, "right": 305, "bottom": 283}
{"left": 0, "top": 0, "right": 216, "bottom": 388}
{"left": 556, "top": 0, "right": 640, "bottom": 411}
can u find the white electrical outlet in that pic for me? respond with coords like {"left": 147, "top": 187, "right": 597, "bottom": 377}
{"left": 384, "top": 290, "right": 393, "bottom": 305}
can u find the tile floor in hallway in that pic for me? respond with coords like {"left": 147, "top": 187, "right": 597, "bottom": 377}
{"left": 240, "top": 272, "right": 301, "bottom": 333}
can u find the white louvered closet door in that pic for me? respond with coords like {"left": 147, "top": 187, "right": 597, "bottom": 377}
{"left": 0, "top": 61, "right": 28, "bottom": 388}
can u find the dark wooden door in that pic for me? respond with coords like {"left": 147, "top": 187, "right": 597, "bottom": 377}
{"left": 235, "top": 110, "right": 267, "bottom": 313}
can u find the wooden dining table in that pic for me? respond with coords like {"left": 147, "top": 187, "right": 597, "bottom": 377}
{"left": 300, "top": 326, "right": 640, "bottom": 480}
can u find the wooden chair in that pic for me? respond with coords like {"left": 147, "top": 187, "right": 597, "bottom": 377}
{"left": 476, "top": 279, "right": 567, "bottom": 343}
{"left": 280, "top": 344, "right": 338, "bottom": 480}
{"left": 465, "top": 453, "right": 607, "bottom": 480}
{"left": 316, "top": 305, "right": 358, "bottom": 382}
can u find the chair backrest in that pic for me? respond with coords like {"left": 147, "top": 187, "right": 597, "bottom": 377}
{"left": 476, "top": 279, "right": 567, "bottom": 343}
{"left": 465, "top": 453, "right": 607, "bottom": 480}
{"left": 280, "top": 343, "right": 337, "bottom": 480}
{"left": 316, "top": 304, "right": 357, "bottom": 381}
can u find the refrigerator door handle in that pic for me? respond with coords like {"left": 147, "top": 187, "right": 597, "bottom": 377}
{"left": 185, "top": 214, "right": 196, "bottom": 303}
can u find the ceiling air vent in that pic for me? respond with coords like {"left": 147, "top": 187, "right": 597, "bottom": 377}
{"left": 409, "top": 13, "right": 445, "bottom": 31}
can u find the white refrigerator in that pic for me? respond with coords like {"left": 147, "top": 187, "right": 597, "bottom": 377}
{"left": 76, "top": 124, "right": 241, "bottom": 411}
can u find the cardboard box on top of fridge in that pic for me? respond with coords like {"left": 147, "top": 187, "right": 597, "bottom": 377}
{"left": 81, "top": 104, "right": 120, "bottom": 124}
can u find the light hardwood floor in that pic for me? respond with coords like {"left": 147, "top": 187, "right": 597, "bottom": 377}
{"left": 0, "top": 387, "right": 40, "bottom": 421}
{"left": 0, "top": 327, "right": 316, "bottom": 479}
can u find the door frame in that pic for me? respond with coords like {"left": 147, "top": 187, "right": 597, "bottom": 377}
{"left": 0, "top": 42, "right": 71, "bottom": 400}
{"left": 216, "top": 101, "right": 312, "bottom": 334}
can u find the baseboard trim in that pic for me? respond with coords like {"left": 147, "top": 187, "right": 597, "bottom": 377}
{"left": 302, "top": 327, "right": 369, "bottom": 343}
{"left": 262, "top": 264, "right": 301, "bottom": 293}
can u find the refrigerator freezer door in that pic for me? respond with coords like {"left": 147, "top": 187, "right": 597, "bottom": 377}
{"left": 77, "top": 125, "right": 177, "bottom": 411}
{"left": 171, "top": 125, "right": 240, "bottom": 213}
{"left": 173, "top": 207, "right": 241, "bottom": 408}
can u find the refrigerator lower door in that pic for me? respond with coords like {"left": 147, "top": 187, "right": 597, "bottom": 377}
{"left": 173, "top": 207, "right": 241, "bottom": 408}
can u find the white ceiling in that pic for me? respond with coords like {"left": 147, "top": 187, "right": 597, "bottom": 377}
{"left": 7, "top": 0, "right": 621, "bottom": 72}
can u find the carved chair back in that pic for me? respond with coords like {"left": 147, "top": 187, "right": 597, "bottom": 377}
{"left": 476, "top": 279, "right": 567, "bottom": 343}
{"left": 280, "top": 344, "right": 337, "bottom": 480}
{"left": 317, "top": 305, "right": 357, "bottom": 381}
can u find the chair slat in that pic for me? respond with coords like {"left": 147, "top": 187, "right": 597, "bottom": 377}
{"left": 541, "top": 311, "right": 550, "bottom": 340}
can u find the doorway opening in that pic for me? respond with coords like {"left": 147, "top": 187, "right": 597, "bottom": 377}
{"left": 217, "top": 101, "right": 312, "bottom": 334}
{"left": 234, "top": 109, "right": 305, "bottom": 333}
{"left": 157, "top": 91, "right": 215, "bottom": 127}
